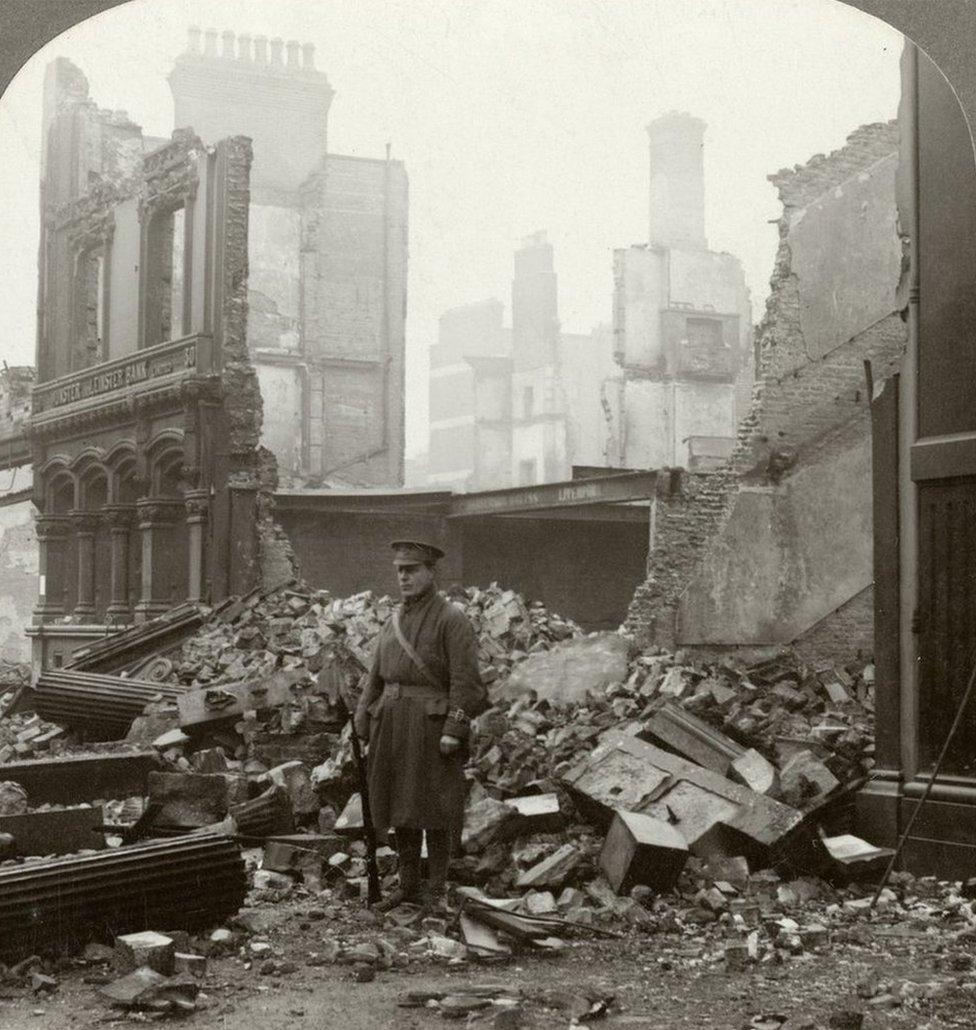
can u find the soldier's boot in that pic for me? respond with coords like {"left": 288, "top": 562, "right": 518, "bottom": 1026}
{"left": 373, "top": 827, "right": 423, "bottom": 912}
{"left": 420, "top": 828, "right": 453, "bottom": 915}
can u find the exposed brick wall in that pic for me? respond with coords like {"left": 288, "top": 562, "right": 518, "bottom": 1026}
{"left": 792, "top": 585, "right": 875, "bottom": 665}
{"left": 625, "top": 122, "right": 906, "bottom": 649}
{"left": 301, "top": 155, "right": 408, "bottom": 488}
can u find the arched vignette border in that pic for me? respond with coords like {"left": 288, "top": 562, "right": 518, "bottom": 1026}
{"left": 0, "top": 2, "right": 972, "bottom": 163}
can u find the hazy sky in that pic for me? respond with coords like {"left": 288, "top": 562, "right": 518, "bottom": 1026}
{"left": 0, "top": 0, "right": 902, "bottom": 456}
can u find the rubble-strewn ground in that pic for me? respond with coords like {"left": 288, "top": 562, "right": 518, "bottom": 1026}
{"left": 3, "top": 882, "right": 976, "bottom": 1029}
{"left": 4, "top": 584, "right": 976, "bottom": 1028}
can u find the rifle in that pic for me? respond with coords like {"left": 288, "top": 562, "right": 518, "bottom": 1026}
{"left": 321, "top": 638, "right": 382, "bottom": 906}
{"left": 343, "top": 697, "right": 382, "bottom": 906}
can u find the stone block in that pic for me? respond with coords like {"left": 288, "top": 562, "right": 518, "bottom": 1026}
{"left": 514, "top": 843, "right": 581, "bottom": 889}
{"left": 0, "top": 803, "right": 104, "bottom": 856}
{"left": 334, "top": 792, "right": 363, "bottom": 836}
{"left": 114, "top": 931, "right": 176, "bottom": 975}
{"left": 599, "top": 810, "right": 688, "bottom": 895}
{"left": 640, "top": 700, "right": 745, "bottom": 775}
{"left": 779, "top": 750, "right": 840, "bottom": 805}
{"left": 263, "top": 760, "right": 318, "bottom": 815}
{"left": 503, "top": 792, "right": 565, "bottom": 832}
{"left": 176, "top": 672, "right": 299, "bottom": 729}
{"left": 0, "top": 781, "right": 28, "bottom": 815}
{"left": 729, "top": 749, "right": 780, "bottom": 796}
{"left": 461, "top": 791, "right": 519, "bottom": 854}
{"left": 147, "top": 771, "right": 245, "bottom": 829}
{"left": 499, "top": 633, "right": 630, "bottom": 706}
{"left": 173, "top": 953, "right": 207, "bottom": 977}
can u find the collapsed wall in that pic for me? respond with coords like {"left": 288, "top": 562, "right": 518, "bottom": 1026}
{"left": 626, "top": 122, "right": 907, "bottom": 660}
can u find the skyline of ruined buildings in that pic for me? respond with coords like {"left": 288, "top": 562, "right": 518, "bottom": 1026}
{"left": 169, "top": 27, "right": 408, "bottom": 490}
{"left": 425, "top": 111, "right": 754, "bottom": 492}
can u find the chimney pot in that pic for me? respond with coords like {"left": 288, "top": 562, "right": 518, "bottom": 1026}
{"left": 301, "top": 42, "right": 315, "bottom": 70}
{"left": 187, "top": 26, "right": 202, "bottom": 54}
{"left": 270, "top": 37, "right": 284, "bottom": 65}
{"left": 254, "top": 35, "right": 268, "bottom": 63}
{"left": 238, "top": 33, "right": 252, "bottom": 61}
{"left": 203, "top": 28, "right": 217, "bottom": 57}
{"left": 221, "top": 30, "right": 235, "bottom": 59}
{"left": 286, "top": 40, "right": 300, "bottom": 68}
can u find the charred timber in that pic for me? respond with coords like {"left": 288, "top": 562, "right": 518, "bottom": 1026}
{"left": 33, "top": 670, "right": 188, "bottom": 738}
{"left": 0, "top": 833, "right": 247, "bottom": 963}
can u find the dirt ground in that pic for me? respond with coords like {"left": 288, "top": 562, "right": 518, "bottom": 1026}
{"left": 2, "top": 894, "right": 976, "bottom": 1030}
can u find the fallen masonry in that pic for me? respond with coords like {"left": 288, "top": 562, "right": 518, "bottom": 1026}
{"left": 2, "top": 581, "right": 958, "bottom": 1023}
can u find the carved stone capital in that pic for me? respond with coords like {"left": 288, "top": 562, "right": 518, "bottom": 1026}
{"left": 184, "top": 490, "right": 209, "bottom": 519}
{"left": 135, "top": 498, "right": 185, "bottom": 525}
{"left": 34, "top": 514, "right": 72, "bottom": 540}
{"left": 102, "top": 504, "right": 137, "bottom": 529}
{"left": 69, "top": 509, "right": 101, "bottom": 534}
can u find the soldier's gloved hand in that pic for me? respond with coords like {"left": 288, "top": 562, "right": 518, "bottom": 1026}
{"left": 439, "top": 734, "right": 462, "bottom": 756}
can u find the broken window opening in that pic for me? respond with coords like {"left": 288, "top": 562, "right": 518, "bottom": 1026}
{"left": 685, "top": 317, "right": 724, "bottom": 349}
{"left": 144, "top": 204, "right": 187, "bottom": 348}
{"left": 72, "top": 244, "right": 107, "bottom": 370}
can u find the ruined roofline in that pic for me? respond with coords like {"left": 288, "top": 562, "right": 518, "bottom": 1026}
{"left": 768, "top": 120, "right": 899, "bottom": 209}
{"left": 173, "top": 26, "right": 330, "bottom": 83}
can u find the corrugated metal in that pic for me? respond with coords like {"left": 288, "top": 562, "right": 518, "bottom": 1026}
{"left": 34, "top": 670, "right": 189, "bottom": 737}
{"left": 0, "top": 833, "right": 247, "bottom": 962}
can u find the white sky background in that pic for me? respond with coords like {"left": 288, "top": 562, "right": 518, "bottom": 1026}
{"left": 0, "top": 0, "right": 902, "bottom": 458}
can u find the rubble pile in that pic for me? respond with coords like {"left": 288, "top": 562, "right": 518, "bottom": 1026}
{"left": 169, "top": 583, "right": 580, "bottom": 690}
{"left": 469, "top": 646, "right": 873, "bottom": 804}
{"left": 0, "top": 707, "right": 67, "bottom": 762}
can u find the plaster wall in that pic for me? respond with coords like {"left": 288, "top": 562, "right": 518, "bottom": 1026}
{"left": 622, "top": 379, "right": 669, "bottom": 469}
{"left": 255, "top": 364, "right": 303, "bottom": 475}
{"left": 106, "top": 198, "right": 140, "bottom": 358}
{"left": 248, "top": 203, "right": 300, "bottom": 352}
{"left": 788, "top": 153, "right": 900, "bottom": 364}
{"left": 668, "top": 248, "right": 748, "bottom": 316}
{"left": 673, "top": 381, "right": 736, "bottom": 468}
{"left": 614, "top": 247, "right": 666, "bottom": 368}
{"left": 0, "top": 491, "right": 36, "bottom": 662}
{"left": 678, "top": 431, "right": 873, "bottom": 644}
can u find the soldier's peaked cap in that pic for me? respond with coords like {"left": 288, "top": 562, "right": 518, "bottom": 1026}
{"left": 390, "top": 540, "right": 445, "bottom": 565}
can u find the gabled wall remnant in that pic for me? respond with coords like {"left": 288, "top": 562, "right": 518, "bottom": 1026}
{"left": 626, "top": 122, "right": 906, "bottom": 659}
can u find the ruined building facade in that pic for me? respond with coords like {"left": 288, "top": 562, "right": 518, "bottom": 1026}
{"left": 626, "top": 121, "right": 905, "bottom": 660}
{"left": 169, "top": 29, "right": 408, "bottom": 488}
{"left": 428, "top": 233, "right": 614, "bottom": 491}
{"left": 611, "top": 113, "right": 754, "bottom": 472}
{"left": 28, "top": 58, "right": 280, "bottom": 668}
{"left": 428, "top": 113, "right": 752, "bottom": 493}
{"left": 25, "top": 33, "right": 408, "bottom": 668}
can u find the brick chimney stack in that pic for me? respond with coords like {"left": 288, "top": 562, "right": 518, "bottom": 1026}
{"left": 647, "top": 112, "right": 707, "bottom": 250}
{"left": 168, "top": 26, "right": 335, "bottom": 193}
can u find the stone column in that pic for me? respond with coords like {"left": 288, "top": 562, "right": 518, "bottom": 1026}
{"left": 70, "top": 510, "right": 99, "bottom": 622}
{"left": 135, "top": 498, "right": 185, "bottom": 620}
{"left": 33, "top": 515, "right": 71, "bottom": 622}
{"left": 103, "top": 504, "right": 136, "bottom": 624}
{"left": 184, "top": 490, "right": 209, "bottom": 603}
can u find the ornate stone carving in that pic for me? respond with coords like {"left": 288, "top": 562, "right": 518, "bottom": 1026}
{"left": 34, "top": 515, "right": 71, "bottom": 540}
{"left": 184, "top": 492, "right": 209, "bottom": 519}
{"left": 135, "top": 499, "right": 184, "bottom": 525}
{"left": 138, "top": 129, "right": 203, "bottom": 225}
{"left": 69, "top": 509, "right": 101, "bottom": 534}
{"left": 102, "top": 504, "right": 137, "bottom": 528}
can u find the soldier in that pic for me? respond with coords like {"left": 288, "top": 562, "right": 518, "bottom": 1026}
{"left": 354, "top": 540, "right": 488, "bottom": 911}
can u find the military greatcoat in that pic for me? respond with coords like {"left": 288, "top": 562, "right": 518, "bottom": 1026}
{"left": 354, "top": 585, "right": 488, "bottom": 832}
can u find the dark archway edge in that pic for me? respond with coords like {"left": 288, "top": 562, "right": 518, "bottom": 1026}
{"left": 0, "top": 1, "right": 972, "bottom": 169}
